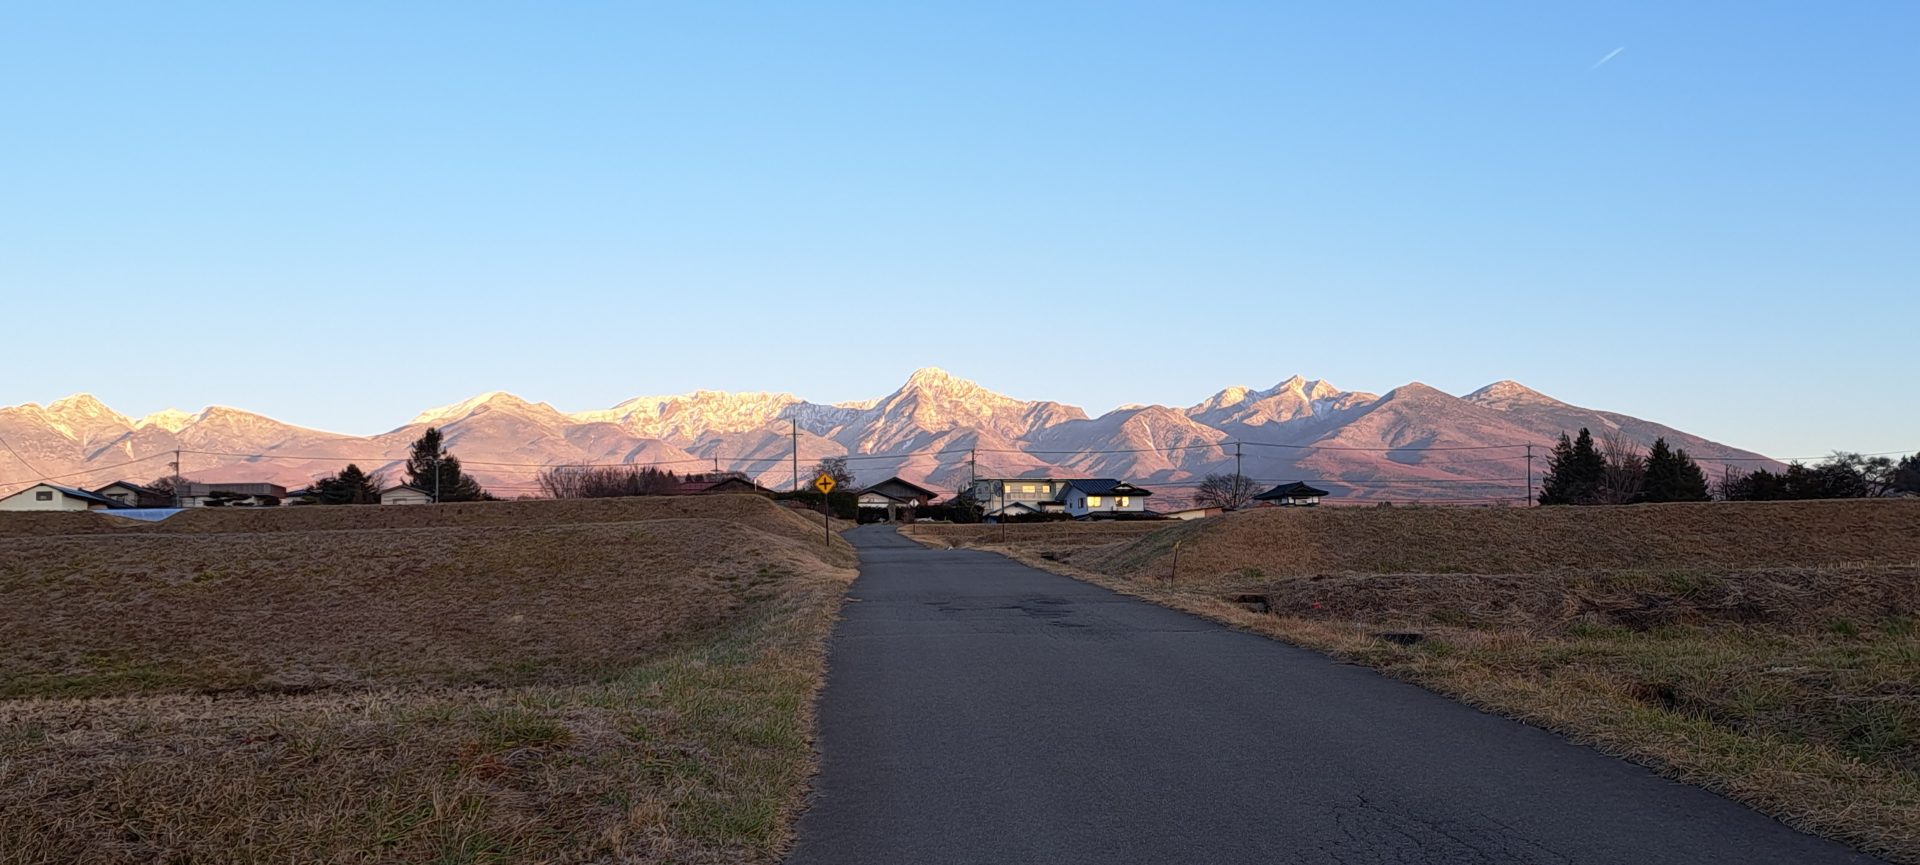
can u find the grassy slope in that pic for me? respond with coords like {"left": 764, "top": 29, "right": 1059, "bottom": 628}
{"left": 904, "top": 501, "right": 1920, "bottom": 863}
{"left": 0, "top": 496, "right": 854, "bottom": 865}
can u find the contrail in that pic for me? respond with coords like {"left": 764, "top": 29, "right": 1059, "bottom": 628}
{"left": 1590, "top": 46, "right": 1625, "bottom": 70}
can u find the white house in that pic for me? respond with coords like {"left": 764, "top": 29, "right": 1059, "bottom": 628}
{"left": 0, "top": 483, "right": 129, "bottom": 511}
{"left": 967, "top": 478, "right": 1069, "bottom": 518}
{"left": 92, "top": 480, "right": 161, "bottom": 508}
{"left": 1058, "top": 479, "right": 1154, "bottom": 518}
{"left": 380, "top": 485, "right": 434, "bottom": 505}
{"left": 968, "top": 477, "right": 1155, "bottom": 520}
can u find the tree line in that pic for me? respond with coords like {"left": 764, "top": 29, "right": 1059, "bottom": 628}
{"left": 151, "top": 427, "right": 491, "bottom": 506}
{"left": 1539, "top": 427, "right": 1919, "bottom": 505}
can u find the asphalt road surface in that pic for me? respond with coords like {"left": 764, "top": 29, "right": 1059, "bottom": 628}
{"left": 785, "top": 525, "right": 1883, "bottom": 865}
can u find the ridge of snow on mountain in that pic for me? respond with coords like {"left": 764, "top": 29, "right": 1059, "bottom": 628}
{"left": 0, "top": 368, "right": 1780, "bottom": 503}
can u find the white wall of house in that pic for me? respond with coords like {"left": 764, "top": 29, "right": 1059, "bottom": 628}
{"left": 381, "top": 488, "right": 432, "bottom": 505}
{"left": 971, "top": 478, "right": 1062, "bottom": 507}
{"left": 1062, "top": 489, "right": 1147, "bottom": 518}
{"left": 0, "top": 484, "right": 100, "bottom": 511}
{"left": 94, "top": 483, "right": 146, "bottom": 506}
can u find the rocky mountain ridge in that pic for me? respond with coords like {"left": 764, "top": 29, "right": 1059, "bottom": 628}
{"left": 0, "top": 368, "right": 1778, "bottom": 505}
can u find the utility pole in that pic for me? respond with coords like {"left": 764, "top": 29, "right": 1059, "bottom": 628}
{"left": 1235, "top": 441, "right": 1243, "bottom": 481}
{"left": 172, "top": 448, "right": 182, "bottom": 508}
{"left": 792, "top": 420, "right": 800, "bottom": 493}
{"left": 1525, "top": 444, "right": 1534, "bottom": 507}
{"left": 432, "top": 455, "right": 441, "bottom": 504}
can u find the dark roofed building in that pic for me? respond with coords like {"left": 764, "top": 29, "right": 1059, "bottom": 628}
{"left": 1059, "top": 479, "right": 1152, "bottom": 518}
{"left": 92, "top": 480, "right": 166, "bottom": 508}
{"left": 856, "top": 476, "right": 939, "bottom": 522}
{"left": 672, "top": 475, "right": 774, "bottom": 496}
{"left": 1253, "top": 481, "right": 1329, "bottom": 507}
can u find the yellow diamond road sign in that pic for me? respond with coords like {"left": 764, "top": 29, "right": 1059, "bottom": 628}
{"left": 814, "top": 473, "right": 837, "bottom": 495}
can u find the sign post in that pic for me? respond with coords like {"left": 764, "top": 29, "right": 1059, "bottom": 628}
{"left": 814, "top": 472, "right": 837, "bottom": 547}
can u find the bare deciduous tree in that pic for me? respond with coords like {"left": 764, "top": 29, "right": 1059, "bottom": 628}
{"left": 812, "top": 456, "right": 856, "bottom": 489}
{"left": 537, "top": 465, "right": 681, "bottom": 499}
{"left": 1596, "top": 430, "right": 1645, "bottom": 505}
{"left": 1194, "top": 473, "right": 1261, "bottom": 510}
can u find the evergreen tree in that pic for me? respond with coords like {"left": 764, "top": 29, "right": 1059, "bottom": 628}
{"left": 313, "top": 463, "right": 384, "bottom": 505}
{"left": 1537, "top": 433, "right": 1578, "bottom": 505}
{"left": 1640, "top": 438, "right": 1710, "bottom": 503}
{"left": 1539, "top": 428, "right": 1607, "bottom": 505}
{"left": 405, "top": 427, "right": 486, "bottom": 502}
{"left": 1894, "top": 453, "right": 1920, "bottom": 495}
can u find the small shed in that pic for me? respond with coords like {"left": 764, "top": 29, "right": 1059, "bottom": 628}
{"left": 1254, "top": 481, "right": 1329, "bottom": 507}
{"left": 380, "top": 485, "right": 434, "bottom": 506}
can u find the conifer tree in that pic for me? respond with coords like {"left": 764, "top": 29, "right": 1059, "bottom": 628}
{"left": 1640, "top": 438, "right": 1710, "bottom": 502}
{"left": 1539, "top": 428, "right": 1608, "bottom": 505}
{"left": 405, "top": 427, "right": 486, "bottom": 502}
{"left": 1537, "top": 433, "right": 1578, "bottom": 505}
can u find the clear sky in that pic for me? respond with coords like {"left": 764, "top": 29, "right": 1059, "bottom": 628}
{"left": 3, "top": 2, "right": 1914, "bottom": 457}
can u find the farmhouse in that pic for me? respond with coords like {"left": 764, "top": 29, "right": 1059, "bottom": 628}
{"left": 0, "top": 483, "right": 129, "bottom": 511}
{"left": 968, "top": 477, "right": 1156, "bottom": 520}
{"left": 672, "top": 475, "right": 774, "bottom": 496}
{"left": 380, "top": 485, "right": 434, "bottom": 506}
{"left": 856, "top": 476, "right": 939, "bottom": 522}
{"left": 92, "top": 480, "right": 164, "bottom": 508}
{"left": 1254, "top": 481, "right": 1329, "bottom": 507}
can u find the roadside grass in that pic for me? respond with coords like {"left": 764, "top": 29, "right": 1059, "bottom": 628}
{"left": 0, "top": 496, "right": 854, "bottom": 864}
{"left": 902, "top": 504, "right": 1920, "bottom": 863}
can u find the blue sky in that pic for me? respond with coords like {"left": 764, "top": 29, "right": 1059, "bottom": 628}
{"left": 3, "top": 2, "right": 1914, "bottom": 456}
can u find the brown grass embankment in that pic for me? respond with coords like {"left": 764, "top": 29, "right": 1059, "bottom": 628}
{"left": 0, "top": 494, "right": 829, "bottom": 539}
{"left": 901, "top": 500, "right": 1920, "bottom": 862}
{"left": 0, "top": 495, "right": 854, "bottom": 864}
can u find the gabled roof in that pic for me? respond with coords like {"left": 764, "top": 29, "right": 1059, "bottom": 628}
{"left": 92, "top": 480, "right": 157, "bottom": 495}
{"left": 674, "top": 477, "right": 772, "bottom": 494}
{"left": 858, "top": 476, "right": 938, "bottom": 499}
{"left": 1060, "top": 478, "right": 1154, "bottom": 497}
{"left": 380, "top": 485, "right": 432, "bottom": 495}
{"left": 5, "top": 483, "right": 128, "bottom": 508}
{"left": 1254, "top": 481, "right": 1329, "bottom": 500}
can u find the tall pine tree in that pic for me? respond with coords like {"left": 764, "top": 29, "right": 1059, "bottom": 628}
{"left": 1539, "top": 427, "right": 1608, "bottom": 505}
{"left": 1640, "top": 438, "right": 1710, "bottom": 502}
{"left": 405, "top": 427, "right": 486, "bottom": 502}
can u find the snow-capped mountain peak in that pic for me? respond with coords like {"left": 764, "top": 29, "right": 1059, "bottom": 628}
{"left": 136, "top": 408, "right": 196, "bottom": 432}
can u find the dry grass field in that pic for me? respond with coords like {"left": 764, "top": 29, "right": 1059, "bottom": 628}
{"left": 904, "top": 500, "right": 1920, "bottom": 862}
{"left": 0, "top": 496, "right": 855, "bottom": 865}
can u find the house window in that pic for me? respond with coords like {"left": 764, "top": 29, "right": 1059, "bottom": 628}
{"left": 1118, "top": 496, "right": 1130, "bottom": 507}
{"left": 35, "top": 491, "right": 53, "bottom": 501}
{"left": 1087, "top": 495, "right": 1102, "bottom": 508}
{"left": 1022, "top": 484, "right": 1035, "bottom": 493}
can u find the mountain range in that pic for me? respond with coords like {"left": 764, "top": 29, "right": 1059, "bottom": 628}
{"left": 0, "top": 368, "right": 1777, "bottom": 506}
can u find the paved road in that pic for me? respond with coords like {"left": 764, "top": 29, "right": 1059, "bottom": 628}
{"left": 785, "top": 525, "right": 1882, "bottom": 865}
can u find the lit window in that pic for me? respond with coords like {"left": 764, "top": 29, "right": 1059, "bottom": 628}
{"left": 1118, "top": 496, "right": 1130, "bottom": 507}
{"left": 1087, "top": 496, "right": 1102, "bottom": 507}
{"left": 1023, "top": 484, "right": 1035, "bottom": 493}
